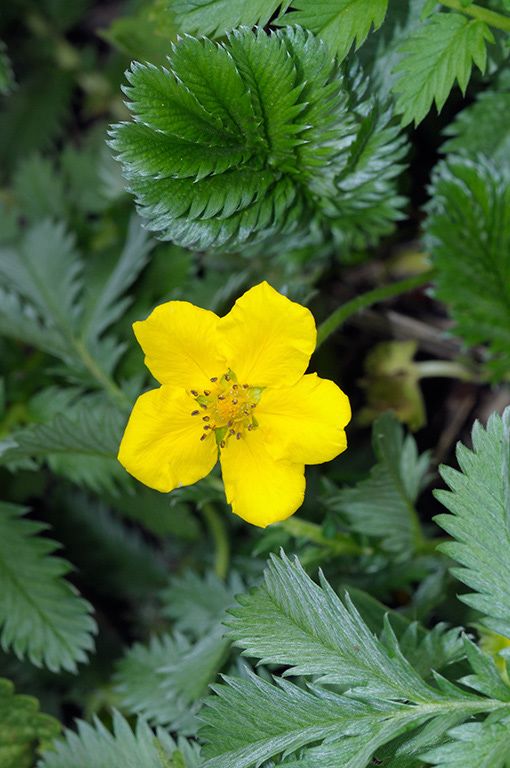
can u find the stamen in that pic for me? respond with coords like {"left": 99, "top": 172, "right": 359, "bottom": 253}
{"left": 229, "top": 429, "right": 236, "bottom": 435}
{"left": 247, "top": 424, "right": 254, "bottom": 430}
{"left": 203, "top": 389, "right": 211, "bottom": 396}
{"left": 203, "top": 416, "right": 210, "bottom": 421}
{"left": 203, "top": 425, "right": 210, "bottom": 430}
{"left": 191, "top": 410, "right": 199, "bottom": 416}
{"left": 218, "top": 395, "right": 225, "bottom": 400}
{"left": 236, "top": 432, "right": 241, "bottom": 440}
{"left": 200, "top": 403, "right": 208, "bottom": 410}
{"left": 232, "top": 399, "right": 238, "bottom": 405}
{"left": 191, "top": 390, "right": 199, "bottom": 397}
{"left": 210, "top": 377, "right": 218, "bottom": 382}
{"left": 232, "top": 384, "right": 238, "bottom": 389}
{"left": 224, "top": 374, "right": 230, "bottom": 381}
{"left": 200, "top": 434, "right": 207, "bottom": 441}
{"left": 242, "top": 384, "right": 249, "bottom": 389}
{"left": 220, "top": 440, "right": 226, "bottom": 448}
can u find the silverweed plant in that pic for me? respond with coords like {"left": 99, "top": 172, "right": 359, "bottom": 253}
{"left": 0, "top": 1, "right": 509, "bottom": 767}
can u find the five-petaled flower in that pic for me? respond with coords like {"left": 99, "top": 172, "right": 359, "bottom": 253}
{"left": 118, "top": 282, "right": 351, "bottom": 527}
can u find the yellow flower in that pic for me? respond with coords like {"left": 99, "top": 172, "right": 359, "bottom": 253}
{"left": 118, "top": 282, "right": 351, "bottom": 527}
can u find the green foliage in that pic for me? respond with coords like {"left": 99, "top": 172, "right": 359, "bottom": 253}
{"left": 424, "top": 156, "right": 510, "bottom": 381}
{"left": 279, "top": 0, "right": 389, "bottom": 61}
{"left": 110, "top": 26, "right": 406, "bottom": 254}
{"left": 38, "top": 710, "right": 202, "bottom": 768}
{"left": 423, "top": 717, "right": 510, "bottom": 768}
{"left": 0, "top": 39, "right": 14, "bottom": 95}
{"left": 0, "top": 503, "right": 96, "bottom": 673}
{"left": 0, "top": 677, "right": 60, "bottom": 768}
{"left": 434, "top": 409, "right": 510, "bottom": 638}
{"left": 202, "top": 552, "right": 509, "bottom": 768}
{"left": 392, "top": 13, "right": 493, "bottom": 126}
{"left": 172, "top": 0, "right": 290, "bottom": 38}
{"left": 442, "top": 74, "right": 510, "bottom": 169}
{"left": 326, "top": 412, "right": 430, "bottom": 556}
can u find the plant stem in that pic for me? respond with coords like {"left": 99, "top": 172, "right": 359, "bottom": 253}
{"left": 200, "top": 503, "right": 230, "bottom": 580}
{"left": 438, "top": 0, "right": 510, "bottom": 31}
{"left": 415, "top": 359, "right": 476, "bottom": 382}
{"left": 278, "top": 517, "right": 372, "bottom": 556}
{"left": 316, "top": 270, "right": 437, "bottom": 348}
{"left": 72, "top": 339, "right": 132, "bottom": 409}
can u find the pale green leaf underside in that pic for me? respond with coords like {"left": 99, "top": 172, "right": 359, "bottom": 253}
{"left": 38, "top": 710, "right": 202, "bottom": 768}
{"left": 423, "top": 718, "right": 510, "bottom": 768}
{"left": 434, "top": 409, "right": 510, "bottom": 637}
{"left": 0, "top": 503, "right": 97, "bottom": 673}
{"left": 392, "top": 14, "right": 493, "bottom": 126}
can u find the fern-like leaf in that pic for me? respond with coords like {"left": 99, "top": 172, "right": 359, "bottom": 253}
{"left": 172, "top": 0, "right": 290, "bottom": 37}
{"left": 423, "top": 717, "right": 510, "bottom": 768}
{"left": 110, "top": 26, "right": 406, "bottom": 254}
{"left": 0, "top": 677, "right": 60, "bottom": 768}
{"left": 424, "top": 156, "right": 510, "bottom": 381}
{"left": 279, "top": 0, "right": 389, "bottom": 61}
{"left": 392, "top": 13, "right": 493, "bottom": 126}
{"left": 326, "top": 412, "right": 429, "bottom": 555}
{"left": 434, "top": 408, "right": 510, "bottom": 638}
{"left": 38, "top": 710, "right": 202, "bottom": 768}
{"left": 0, "top": 503, "right": 96, "bottom": 673}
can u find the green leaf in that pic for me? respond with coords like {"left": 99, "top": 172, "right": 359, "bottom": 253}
{"left": 110, "top": 26, "right": 406, "bottom": 254}
{"left": 0, "top": 393, "right": 128, "bottom": 494}
{"left": 0, "top": 677, "right": 60, "bottom": 768}
{"left": 392, "top": 13, "right": 494, "bottom": 126}
{"left": 160, "top": 570, "right": 246, "bottom": 637}
{"left": 423, "top": 717, "right": 510, "bottom": 767}
{"left": 38, "top": 710, "right": 202, "bottom": 768}
{"left": 424, "top": 156, "right": 510, "bottom": 381}
{"left": 172, "top": 0, "right": 291, "bottom": 37}
{"left": 12, "top": 155, "right": 68, "bottom": 222}
{"left": 114, "top": 633, "right": 200, "bottom": 734}
{"left": 326, "top": 412, "right": 429, "bottom": 555}
{"left": 226, "top": 552, "right": 438, "bottom": 700}
{"left": 0, "top": 39, "right": 14, "bottom": 95}
{"left": 0, "top": 503, "right": 96, "bottom": 673}
{"left": 442, "top": 79, "right": 510, "bottom": 170}
{"left": 434, "top": 408, "right": 510, "bottom": 638}
{"left": 279, "top": 0, "right": 389, "bottom": 61}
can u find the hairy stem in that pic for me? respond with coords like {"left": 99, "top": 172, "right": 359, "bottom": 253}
{"left": 316, "top": 270, "right": 437, "bottom": 348}
{"left": 438, "top": 0, "right": 510, "bottom": 31}
{"left": 200, "top": 503, "right": 230, "bottom": 580}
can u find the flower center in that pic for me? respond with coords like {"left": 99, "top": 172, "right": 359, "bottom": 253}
{"left": 189, "top": 370, "right": 263, "bottom": 448}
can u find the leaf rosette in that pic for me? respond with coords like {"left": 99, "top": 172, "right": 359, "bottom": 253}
{"left": 110, "top": 26, "right": 407, "bottom": 254}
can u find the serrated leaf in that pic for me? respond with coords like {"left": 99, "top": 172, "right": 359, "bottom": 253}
{"left": 423, "top": 717, "right": 510, "bottom": 767}
{"left": 0, "top": 393, "right": 128, "bottom": 494}
{"left": 38, "top": 710, "right": 202, "bottom": 768}
{"left": 110, "top": 26, "right": 407, "bottom": 254}
{"left": 161, "top": 570, "right": 246, "bottom": 637}
{"left": 172, "top": 0, "right": 290, "bottom": 37}
{"left": 392, "top": 14, "right": 493, "bottom": 126}
{"left": 279, "top": 0, "right": 389, "bottom": 61}
{"left": 226, "top": 552, "right": 438, "bottom": 701}
{"left": 12, "top": 155, "right": 68, "bottom": 221}
{"left": 424, "top": 156, "right": 510, "bottom": 380}
{"left": 327, "top": 412, "right": 429, "bottom": 555}
{"left": 0, "top": 503, "right": 96, "bottom": 673}
{"left": 442, "top": 85, "right": 510, "bottom": 171}
{"left": 0, "top": 677, "right": 60, "bottom": 768}
{"left": 434, "top": 408, "right": 510, "bottom": 637}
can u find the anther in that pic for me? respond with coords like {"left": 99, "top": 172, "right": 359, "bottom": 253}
{"left": 232, "top": 399, "right": 238, "bottom": 405}
{"left": 229, "top": 429, "right": 236, "bottom": 435}
{"left": 232, "top": 384, "right": 238, "bottom": 389}
{"left": 210, "top": 377, "right": 218, "bottom": 382}
{"left": 200, "top": 403, "right": 208, "bottom": 410}
{"left": 191, "top": 390, "right": 199, "bottom": 397}
{"left": 228, "top": 420, "right": 233, "bottom": 427}
{"left": 203, "top": 416, "right": 210, "bottom": 421}
{"left": 200, "top": 434, "right": 207, "bottom": 441}
{"left": 218, "top": 395, "right": 225, "bottom": 400}
{"left": 236, "top": 432, "right": 242, "bottom": 440}
{"left": 220, "top": 440, "right": 226, "bottom": 448}
{"left": 251, "top": 404, "right": 256, "bottom": 408}
{"left": 247, "top": 424, "right": 254, "bottom": 431}
{"left": 191, "top": 410, "right": 199, "bottom": 416}
{"left": 242, "top": 383, "right": 249, "bottom": 389}
{"left": 203, "top": 425, "right": 210, "bottom": 430}
{"left": 203, "top": 389, "right": 211, "bottom": 396}
{"left": 224, "top": 374, "right": 230, "bottom": 381}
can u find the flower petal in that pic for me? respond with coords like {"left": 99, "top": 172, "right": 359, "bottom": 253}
{"left": 134, "top": 301, "right": 225, "bottom": 389}
{"left": 220, "top": 428, "right": 305, "bottom": 527}
{"left": 118, "top": 386, "right": 218, "bottom": 492}
{"left": 258, "top": 373, "right": 351, "bottom": 464}
{"left": 216, "top": 282, "right": 316, "bottom": 388}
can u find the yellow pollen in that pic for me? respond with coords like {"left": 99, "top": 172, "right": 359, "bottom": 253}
{"left": 189, "top": 370, "right": 263, "bottom": 448}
